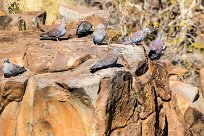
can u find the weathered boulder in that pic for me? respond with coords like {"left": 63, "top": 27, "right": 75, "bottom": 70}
{"left": 0, "top": 63, "right": 185, "bottom": 135}
{"left": 0, "top": 80, "right": 26, "bottom": 114}
{"left": 4, "top": 0, "right": 59, "bottom": 24}
{"left": 59, "top": 4, "right": 93, "bottom": 20}
{"left": 0, "top": 10, "right": 12, "bottom": 29}
{"left": 169, "top": 79, "right": 204, "bottom": 115}
{"left": 184, "top": 107, "right": 204, "bottom": 135}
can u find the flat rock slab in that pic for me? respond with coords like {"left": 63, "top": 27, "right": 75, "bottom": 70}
{"left": 169, "top": 80, "right": 204, "bottom": 114}
{"left": 169, "top": 81, "right": 199, "bottom": 103}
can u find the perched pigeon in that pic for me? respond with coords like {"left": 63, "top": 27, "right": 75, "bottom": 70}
{"left": 90, "top": 48, "right": 121, "bottom": 72}
{"left": 18, "top": 17, "right": 26, "bottom": 31}
{"left": 148, "top": 32, "right": 163, "bottom": 60}
{"left": 40, "top": 17, "right": 67, "bottom": 41}
{"left": 93, "top": 24, "right": 106, "bottom": 45}
{"left": 3, "top": 58, "right": 27, "bottom": 78}
{"left": 76, "top": 21, "right": 93, "bottom": 37}
{"left": 123, "top": 28, "right": 151, "bottom": 45}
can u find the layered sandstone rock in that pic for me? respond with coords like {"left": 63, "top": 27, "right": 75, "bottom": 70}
{"left": 0, "top": 8, "right": 204, "bottom": 136}
{"left": 0, "top": 28, "right": 191, "bottom": 136}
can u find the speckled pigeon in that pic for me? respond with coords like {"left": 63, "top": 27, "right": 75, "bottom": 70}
{"left": 148, "top": 32, "right": 163, "bottom": 60}
{"left": 40, "top": 17, "right": 67, "bottom": 41}
{"left": 90, "top": 48, "right": 121, "bottom": 72}
{"left": 93, "top": 24, "right": 106, "bottom": 45}
{"left": 3, "top": 58, "right": 27, "bottom": 78}
{"left": 76, "top": 21, "right": 93, "bottom": 37}
{"left": 123, "top": 28, "right": 151, "bottom": 45}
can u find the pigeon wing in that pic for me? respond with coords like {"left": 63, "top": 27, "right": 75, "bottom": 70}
{"left": 90, "top": 53, "right": 118, "bottom": 70}
{"left": 77, "top": 22, "right": 92, "bottom": 36}
{"left": 10, "top": 64, "right": 26, "bottom": 75}
{"left": 148, "top": 40, "right": 163, "bottom": 60}
{"left": 149, "top": 40, "right": 163, "bottom": 54}
{"left": 84, "top": 22, "right": 92, "bottom": 31}
{"left": 47, "top": 27, "right": 60, "bottom": 37}
{"left": 93, "top": 30, "right": 105, "bottom": 44}
{"left": 130, "top": 31, "right": 146, "bottom": 43}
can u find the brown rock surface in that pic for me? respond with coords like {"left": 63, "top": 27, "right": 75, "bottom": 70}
{"left": 1, "top": 1, "right": 204, "bottom": 135}
{"left": 0, "top": 11, "right": 12, "bottom": 29}
{"left": 0, "top": 19, "right": 203, "bottom": 136}
{"left": 184, "top": 107, "right": 204, "bottom": 135}
{"left": 169, "top": 79, "right": 204, "bottom": 115}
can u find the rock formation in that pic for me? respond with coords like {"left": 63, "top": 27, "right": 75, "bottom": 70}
{"left": 0, "top": 1, "right": 204, "bottom": 136}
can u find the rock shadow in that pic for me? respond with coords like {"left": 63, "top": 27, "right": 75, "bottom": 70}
{"left": 90, "top": 63, "right": 124, "bottom": 73}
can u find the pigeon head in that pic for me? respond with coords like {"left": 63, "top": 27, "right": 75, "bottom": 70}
{"left": 60, "top": 17, "right": 67, "bottom": 27}
{"left": 62, "top": 17, "right": 67, "bottom": 23}
{"left": 96, "top": 24, "right": 105, "bottom": 30}
{"left": 3, "top": 58, "right": 9, "bottom": 63}
{"left": 143, "top": 28, "right": 151, "bottom": 34}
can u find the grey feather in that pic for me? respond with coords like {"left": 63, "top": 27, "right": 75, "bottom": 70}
{"left": 40, "top": 17, "right": 67, "bottom": 40}
{"left": 148, "top": 32, "right": 164, "bottom": 60}
{"left": 90, "top": 48, "right": 120, "bottom": 72}
{"left": 93, "top": 24, "right": 106, "bottom": 45}
{"left": 76, "top": 21, "right": 93, "bottom": 37}
{"left": 123, "top": 28, "right": 151, "bottom": 45}
{"left": 3, "top": 58, "right": 26, "bottom": 78}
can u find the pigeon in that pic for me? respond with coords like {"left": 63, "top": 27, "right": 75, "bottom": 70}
{"left": 40, "top": 17, "right": 67, "bottom": 41}
{"left": 148, "top": 32, "right": 163, "bottom": 60}
{"left": 93, "top": 24, "right": 106, "bottom": 45}
{"left": 76, "top": 21, "right": 93, "bottom": 37}
{"left": 123, "top": 28, "right": 151, "bottom": 45}
{"left": 3, "top": 58, "right": 27, "bottom": 78}
{"left": 90, "top": 48, "right": 121, "bottom": 72}
{"left": 18, "top": 17, "right": 26, "bottom": 31}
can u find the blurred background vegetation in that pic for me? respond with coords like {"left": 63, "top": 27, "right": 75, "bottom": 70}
{"left": 95, "top": 0, "right": 204, "bottom": 75}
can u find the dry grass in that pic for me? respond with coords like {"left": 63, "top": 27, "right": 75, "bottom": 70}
{"left": 106, "top": 0, "right": 203, "bottom": 51}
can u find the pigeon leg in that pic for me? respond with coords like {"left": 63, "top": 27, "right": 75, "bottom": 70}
{"left": 105, "top": 39, "right": 110, "bottom": 45}
{"left": 56, "top": 37, "right": 59, "bottom": 41}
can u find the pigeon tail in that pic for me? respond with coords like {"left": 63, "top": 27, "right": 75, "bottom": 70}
{"left": 148, "top": 50, "right": 160, "bottom": 60}
{"left": 123, "top": 40, "right": 132, "bottom": 45}
{"left": 18, "top": 67, "right": 27, "bottom": 73}
{"left": 90, "top": 63, "right": 101, "bottom": 71}
{"left": 40, "top": 32, "right": 49, "bottom": 38}
{"left": 123, "top": 40, "right": 141, "bottom": 45}
{"left": 90, "top": 64, "right": 109, "bottom": 73}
